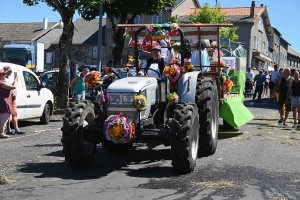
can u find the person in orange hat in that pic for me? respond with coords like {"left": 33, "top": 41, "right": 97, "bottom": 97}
{"left": 0, "top": 69, "right": 18, "bottom": 138}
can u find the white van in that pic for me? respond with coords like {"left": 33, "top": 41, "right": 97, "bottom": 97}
{"left": 0, "top": 62, "right": 54, "bottom": 124}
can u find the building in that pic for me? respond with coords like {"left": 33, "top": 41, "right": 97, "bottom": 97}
{"left": 287, "top": 47, "right": 300, "bottom": 69}
{"left": 179, "top": 1, "right": 274, "bottom": 71}
{"left": 105, "top": 0, "right": 200, "bottom": 63}
{"left": 43, "top": 18, "right": 106, "bottom": 70}
{"left": 0, "top": 18, "right": 61, "bottom": 63}
{"left": 279, "top": 37, "right": 290, "bottom": 69}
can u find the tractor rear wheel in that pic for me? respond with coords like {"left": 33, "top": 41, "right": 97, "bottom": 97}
{"left": 61, "top": 100, "right": 97, "bottom": 167}
{"left": 196, "top": 77, "right": 219, "bottom": 157}
{"left": 171, "top": 102, "right": 199, "bottom": 174}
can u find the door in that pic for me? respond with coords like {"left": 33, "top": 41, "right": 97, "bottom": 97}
{"left": 22, "top": 71, "right": 43, "bottom": 118}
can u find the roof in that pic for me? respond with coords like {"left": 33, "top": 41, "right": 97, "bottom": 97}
{"left": 181, "top": 6, "right": 266, "bottom": 23}
{"left": 288, "top": 47, "right": 300, "bottom": 57}
{"left": 38, "top": 29, "right": 63, "bottom": 49}
{"left": 280, "top": 37, "right": 291, "bottom": 46}
{"left": 272, "top": 27, "right": 282, "bottom": 36}
{"left": 0, "top": 22, "right": 59, "bottom": 42}
{"left": 52, "top": 18, "right": 106, "bottom": 45}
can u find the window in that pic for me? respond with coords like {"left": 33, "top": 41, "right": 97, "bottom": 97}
{"left": 92, "top": 46, "right": 97, "bottom": 60}
{"left": 134, "top": 15, "right": 143, "bottom": 24}
{"left": 152, "top": 14, "right": 162, "bottom": 24}
{"left": 176, "top": 0, "right": 184, "bottom": 6}
{"left": 23, "top": 71, "right": 39, "bottom": 90}
{"left": 258, "top": 17, "right": 263, "bottom": 32}
{"left": 253, "top": 36, "right": 257, "bottom": 49}
{"left": 266, "top": 41, "right": 269, "bottom": 49}
{"left": 263, "top": 41, "right": 265, "bottom": 50}
{"left": 258, "top": 38, "right": 262, "bottom": 52}
{"left": 45, "top": 52, "right": 52, "bottom": 64}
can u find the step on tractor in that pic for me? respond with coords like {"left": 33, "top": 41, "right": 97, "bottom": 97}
{"left": 61, "top": 23, "right": 252, "bottom": 174}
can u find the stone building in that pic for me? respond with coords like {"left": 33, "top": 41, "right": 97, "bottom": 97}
{"left": 287, "top": 47, "right": 300, "bottom": 69}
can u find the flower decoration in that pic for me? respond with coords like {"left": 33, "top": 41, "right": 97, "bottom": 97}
{"left": 84, "top": 71, "right": 101, "bottom": 88}
{"left": 145, "top": 25, "right": 154, "bottom": 33}
{"left": 168, "top": 92, "right": 179, "bottom": 105}
{"left": 187, "top": 64, "right": 194, "bottom": 72}
{"left": 162, "top": 63, "right": 181, "bottom": 82}
{"left": 170, "top": 23, "right": 179, "bottom": 36}
{"left": 144, "top": 41, "right": 159, "bottom": 52}
{"left": 130, "top": 40, "right": 143, "bottom": 48}
{"left": 133, "top": 95, "right": 148, "bottom": 110}
{"left": 225, "top": 80, "right": 233, "bottom": 92}
{"left": 103, "top": 115, "right": 135, "bottom": 144}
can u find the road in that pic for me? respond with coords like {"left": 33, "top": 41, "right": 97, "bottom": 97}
{"left": 0, "top": 98, "right": 300, "bottom": 200}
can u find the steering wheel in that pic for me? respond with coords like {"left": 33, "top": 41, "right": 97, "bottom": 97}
{"left": 137, "top": 68, "right": 161, "bottom": 78}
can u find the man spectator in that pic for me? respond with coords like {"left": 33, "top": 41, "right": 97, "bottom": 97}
{"left": 276, "top": 68, "right": 293, "bottom": 125}
{"left": 253, "top": 70, "right": 266, "bottom": 101}
{"left": 246, "top": 67, "right": 254, "bottom": 81}
{"left": 3, "top": 66, "right": 26, "bottom": 135}
{"left": 269, "top": 65, "right": 280, "bottom": 100}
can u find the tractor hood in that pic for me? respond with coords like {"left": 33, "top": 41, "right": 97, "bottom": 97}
{"left": 106, "top": 76, "right": 158, "bottom": 93}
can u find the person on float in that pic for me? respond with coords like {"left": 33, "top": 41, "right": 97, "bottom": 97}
{"left": 138, "top": 37, "right": 173, "bottom": 79}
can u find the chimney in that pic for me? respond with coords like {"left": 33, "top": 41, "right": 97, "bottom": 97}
{"left": 261, "top": 4, "right": 264, "bottom": 7}
{"left": 250, "top": 1, "right": 255, "bottom": 18}
{"left": 43, "top": 18, "right": 48, "bottom": 30}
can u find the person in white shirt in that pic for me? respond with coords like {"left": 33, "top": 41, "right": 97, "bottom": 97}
{"left": 246, "top": 67, "right": 254, "bottom": 80}
{"left": 139, "top": 45, "right": 174, "bottom": 78}
{"left": 269, "top": 65, "right": 280, "bottom": 99}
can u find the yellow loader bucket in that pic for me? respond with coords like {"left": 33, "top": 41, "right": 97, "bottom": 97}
{"left": 219, "top": 96, "right": 254, "bottom": 128}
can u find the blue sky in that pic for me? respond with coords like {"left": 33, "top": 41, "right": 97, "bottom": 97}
{"left": 0, "top": 0, "right": 299, "bottom": 53}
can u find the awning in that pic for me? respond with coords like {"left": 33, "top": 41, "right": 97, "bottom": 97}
{"left": 253, "top": 52, "right": 272, "bottom": 62}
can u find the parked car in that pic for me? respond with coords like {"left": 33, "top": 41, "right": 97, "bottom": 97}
{"left": 0, "top": 62, "right": 54, "bottom": 124}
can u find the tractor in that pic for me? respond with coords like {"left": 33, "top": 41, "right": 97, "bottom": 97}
{"left": 61, "top": 23, "right": 252, "bottom": 174}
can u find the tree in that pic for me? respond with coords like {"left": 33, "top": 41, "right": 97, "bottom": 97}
{"left": 23, "top": 0, "right": 112, "bottom": 109}
{"left": 169, "top": 16, "right": 180, "bottom": 24}
{"left": 78, "top": 0, "right": 176, "bottom": 65}
{"left": 189, "top": 2, "right": 239, "bottom": 41}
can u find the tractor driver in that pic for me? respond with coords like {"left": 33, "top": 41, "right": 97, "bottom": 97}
{"left": 138, "top": 44, "right": 174, "bottom": 79}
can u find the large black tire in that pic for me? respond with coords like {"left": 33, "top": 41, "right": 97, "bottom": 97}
{"left": 61, "top": 100, "right": 97, "bottom": 167}
{"left": 196, "top": 77, "right": 219, "bottom": 157}
{"left": 40, "top": 103, "right": 51, "bottom": 124}
{"left": 171, "top": 102, "right": 199, "bottom": 174}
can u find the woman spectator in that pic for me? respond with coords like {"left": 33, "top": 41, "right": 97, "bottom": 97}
{"left": 70, "top": 67, "right": 90, "bottom": 101}
{"left": 263, "top": 71, "right": 270, "bottom": 97}
{"left": 0, "top": 69, "right": 18, "bottom": 138}
{"left": 286, "top": 70, "right": 300, "bottom": 128}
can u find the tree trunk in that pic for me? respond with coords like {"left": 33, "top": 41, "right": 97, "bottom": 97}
{"left": 57, "top": 15, "right": 75, "bottom": 109}
{"left": 110, "top": 14, "right": 136, "bottom": 66}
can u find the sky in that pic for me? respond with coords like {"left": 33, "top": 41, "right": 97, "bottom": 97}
{"left": 0, "top": 0, "right": 299, "bottom": 53}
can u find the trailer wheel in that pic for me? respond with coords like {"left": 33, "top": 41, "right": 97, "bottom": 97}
{"left": 196, "top": 77, "right": 219, "bottom": 157}
{"left": 171, "top": 102, "right": 199, "bottom": 174}
{"left": 61, "top": 100, "right": 97, "bottom": 167}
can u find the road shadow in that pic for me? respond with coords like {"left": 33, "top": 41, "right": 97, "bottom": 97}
{"left": 244, "top": 99, "right": 278, "bottom": 110}
{"left": 137, "top": 164, "right": 300, "bottom": 200}
{"left": 17, "top": 145, "right": 176, "bottom": 180}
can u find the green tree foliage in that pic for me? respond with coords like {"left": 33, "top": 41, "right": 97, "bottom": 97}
{"left": 169, "top": 16, "right": 179, "bottom": 24}
{"left": 189, "top": 2, "right": 239, "bottom": 41}
{"left": 78, "top": 0, "right": 176, "bottom": 65}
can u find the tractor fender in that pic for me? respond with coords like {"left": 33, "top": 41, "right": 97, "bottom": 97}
{"left": 177, "top": 71, "right": 201, "bottom": 103}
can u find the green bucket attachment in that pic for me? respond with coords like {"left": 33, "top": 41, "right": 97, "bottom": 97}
{"left": 219, "top": 96, "right": 254, "bottom": 128}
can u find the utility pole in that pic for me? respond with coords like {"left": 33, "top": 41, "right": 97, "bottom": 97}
{"left": 97, "top": 2, "right": 104, "bottom": 72}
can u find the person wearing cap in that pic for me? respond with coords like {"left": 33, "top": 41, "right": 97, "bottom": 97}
{"left": 0, "top": 69, "right": 18, "bottom": 138}
{"left": 70, "top": 67, "right": 90, "bottom": 100}
{"left": 139, "top": 38, "right": 173, "bottom": 78}
{"left": 3, "top": 66, "right": 26, "bottom": 135}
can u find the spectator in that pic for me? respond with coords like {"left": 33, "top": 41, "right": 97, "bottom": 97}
{"left": 269, "top": 65, "right": 280, "bottom": 100}
{"left": 291, "top": 69, "right": 296, "bottom": 76}
{"left": 0, "top": 69, "right": 18, "bottom": 138}
{"left": 246, "top": 67, "right": 254, "bottom": 81}
{"left": 70, "top": 67, "right": 90, "bottom": 101}
{"left": 107, "top": 60, "right": 113, "bottom": 68}
{"left": 3, "top": 66, "right": 26, "bottom": 135}
{"left": 286, "top": 71, "right": 300, "bottom": 128}
{"left": 276, "top": 68, "right": 293, "bottom": 125}
{"left": 263, "top": 71, "right": 270, "bottom": 97}
{"left": 253, "top": 70, "right": 266, "bottom": 101}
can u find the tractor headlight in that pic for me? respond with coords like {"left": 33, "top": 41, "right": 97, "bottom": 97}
{"left": 122, "top": 95, "right": 134, "bottom": 103}
{"left": 110, "top": 94, "right": 120, "bottom": 104}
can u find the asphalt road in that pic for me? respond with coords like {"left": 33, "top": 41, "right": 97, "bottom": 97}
{"left": 0, "top": 97, "right": 300, "bottom": 200}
